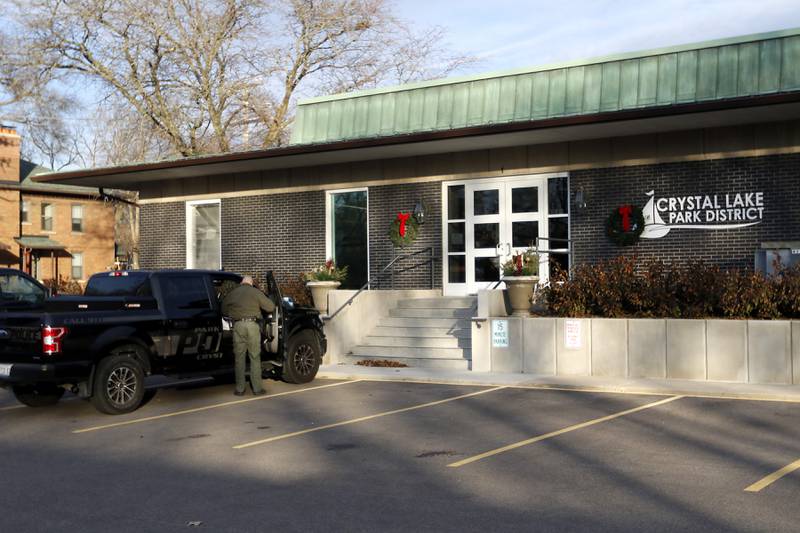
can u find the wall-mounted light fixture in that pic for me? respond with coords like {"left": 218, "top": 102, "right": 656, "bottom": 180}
{"left": 413, "top": 201, "right": 426, "bottom": 224}
{"left": 574, "top": 188, "right": 588, "bottom": 213}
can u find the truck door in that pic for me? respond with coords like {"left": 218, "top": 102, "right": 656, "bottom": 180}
{"left": 157, "top": 273, "right": 223, "bottom": 371}
{"left": 209, "top": 273, "right": 242, "bottom": 368}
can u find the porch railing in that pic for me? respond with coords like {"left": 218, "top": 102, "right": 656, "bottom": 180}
{"left": 325, "top": 247, "right": 437, "bottom": 320}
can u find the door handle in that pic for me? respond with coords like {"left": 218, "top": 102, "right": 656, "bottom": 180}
{"left": 505, "top": 243, "right": 512, "bottom": 256}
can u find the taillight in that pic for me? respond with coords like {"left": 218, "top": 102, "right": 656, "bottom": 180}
{"left": 42, "top": 326, "right": 68, "bottom": 355}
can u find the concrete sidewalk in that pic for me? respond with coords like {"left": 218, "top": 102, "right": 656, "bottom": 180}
{"left": 318, "top": 364, "right": 800, "bottom": 402}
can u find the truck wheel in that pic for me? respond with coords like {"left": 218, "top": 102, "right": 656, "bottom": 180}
{"left": 91, "top": 350, "right": 146, "bottom": 415}
{"left": 283, "top": 330, "right": 321, "bottom": 384}
{"left": 12, "top": 384, "right": 65, "bottom": 407}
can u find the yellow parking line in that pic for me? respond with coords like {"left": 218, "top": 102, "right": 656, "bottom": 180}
{"left": 73, "top": 380, "right": 361, "bottom": 434}
{"left": 233, "top": 386, "right": 506, "bottom": 450}
{"left": 448, "top": 395, "right": 684, "bottom": 468}
{"left": 745, "top": 457, "right": 800, "bottom": 492}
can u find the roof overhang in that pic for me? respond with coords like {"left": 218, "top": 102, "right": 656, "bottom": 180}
{"left": 14, "top": 236, "right": 68, "bottom": 251}
{"left": 32, "top": 92, "right": 800, "bottom": 190}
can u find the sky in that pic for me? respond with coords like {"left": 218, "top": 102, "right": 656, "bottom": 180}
{"left": 395, "top": 0, "right": 800, "bottom": 76}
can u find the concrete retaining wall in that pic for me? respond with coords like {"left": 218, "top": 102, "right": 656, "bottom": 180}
{"left": 323, "top": 289, "right": 441, "bottom": 364}
{"left": 472, "top": 290, "right": 798, "bottom": 384}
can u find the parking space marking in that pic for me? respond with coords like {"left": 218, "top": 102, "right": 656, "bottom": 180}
{"left": 745, "top": 457, "right": 800, "bottom": 492}
{"left": 329, "top": 377, "right": 800, "bottom": 404}
{"left": 0, "top": 404, "right": 25, "bottom": 411}
{"left": 233, "top": 386, "right": 506, "bottom": 450}
{"left": 73, "top": 380, "right": 361, "bottom": 434}
{"left": 447, "top": 394, "right": 684, "bottom": 468}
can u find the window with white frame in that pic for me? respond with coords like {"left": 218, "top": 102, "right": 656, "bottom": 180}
{"left": 71, "top": 252, "right": 83, "bottom": 280}
{"left": 186, "top": 200, "right": 221, "bottom": 269}
{"left": 41, "top": 203, "right": 53, "bottom": 231}
{"left": 71, "top": 204, "right": 84, "bottom": 232}
{"left": 21, "top": 200, "right": 30, "bottom": 224}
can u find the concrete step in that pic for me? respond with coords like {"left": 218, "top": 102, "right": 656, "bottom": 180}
{"left": 397, "top": 297, "right": 477, "bottom": 309}
{"left": 369, "top": 326, "right": 471, "bottom": 338}
{"left": 362, "top": 335, "right": 471, "bottom": 349}
{"left": 350, "top": 345, "right": 471, "bottom": 360}
{"left": 341, "top": 354, "right": 471, "bottom": 370}
{"left": 389, "top": 308, "right": 474, "bottom": 319}
{"left": 377, "top": 317, "right": 472, "bottom": 329}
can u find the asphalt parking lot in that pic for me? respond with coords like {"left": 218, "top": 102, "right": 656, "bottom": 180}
{"left": 1, "top": 378, "right": 799, "bottom": 532}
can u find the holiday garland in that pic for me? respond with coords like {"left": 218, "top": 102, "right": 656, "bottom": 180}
{"left": 389, "top": 211, "right": 420, "bottom": 248}
{"left": 606, "top": 204, "right": 645, "bottom": 246}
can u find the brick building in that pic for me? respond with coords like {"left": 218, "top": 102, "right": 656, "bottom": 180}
{"left": 0, "top": 126, "right": 115, "bottom": 283}
{"left": 36, "top": 28, "right": 800, "bottom": 293}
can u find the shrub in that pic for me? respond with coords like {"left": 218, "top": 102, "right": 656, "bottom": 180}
{"left": 43, "top": 276, "right": 83, "bottom": 295}
{"left": 280, "top": 274, "right": 313, "bottom": 307}
{"left": 544, "top": 257, "right": 800, "bottom": 320}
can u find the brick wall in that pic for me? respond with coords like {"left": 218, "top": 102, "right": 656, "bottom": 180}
{"left": 140, "top": 202, "right": 186, "bottom": 269}
{"left": 570, "top": 153, "right": 800, "bottom": 269}
{"left": 221, "top": 191, "right": 326, "bottom": 284}
{"left": 368, "top": 181, "right": 442, "bottom": 289}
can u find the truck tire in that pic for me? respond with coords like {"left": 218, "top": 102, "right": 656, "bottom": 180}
{"left": 12, "top": 384, "right": 65, "bottom": 407}
{"left": 282, "top": 329, "right": 321, "bottom": 384}
{"left": 91, "top": 349, "right": 146, "bottom": 415}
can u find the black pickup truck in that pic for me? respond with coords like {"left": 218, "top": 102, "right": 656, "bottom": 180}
{"left": 0, "top": 268, "right": 325, "bottom": 414}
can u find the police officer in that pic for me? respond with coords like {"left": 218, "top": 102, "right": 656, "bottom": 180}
{"left": 221, "top": 276, "right": 276, "bottom": 396}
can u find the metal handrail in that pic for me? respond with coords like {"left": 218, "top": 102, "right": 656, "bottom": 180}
{"left": 326, "top": 247, "right": 437, "bottom": 320}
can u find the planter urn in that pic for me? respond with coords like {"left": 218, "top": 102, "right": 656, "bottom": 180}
{"left": 502, "top": 276, "right": 539, "bottom": 317}
{"left": 306, "top": 281, "right": 341, "bottom": 314}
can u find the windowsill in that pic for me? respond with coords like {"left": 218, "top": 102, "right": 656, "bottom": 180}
{"left": 21, "top": 222, "right": 31, "bottom": 226}
{"left": 71, "top": 231, "right": 84, "bottom": 235}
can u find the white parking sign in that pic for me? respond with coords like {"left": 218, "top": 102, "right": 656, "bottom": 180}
{"left": 492, "top": 319, "right": 509, "bottom": 348}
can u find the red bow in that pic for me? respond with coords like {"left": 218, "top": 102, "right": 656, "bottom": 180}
{"left": 618, "top": 205, "right": 633, "bottom": 232}
{"left": 397, "top": 212, "right": 411, "bottom": 237}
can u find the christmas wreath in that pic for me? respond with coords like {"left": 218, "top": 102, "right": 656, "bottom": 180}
{"left": 606, "top": 204, "right": 645, "bottom": 246}
{"left": 389, "top": 211, "right": 420, "bottom": 248}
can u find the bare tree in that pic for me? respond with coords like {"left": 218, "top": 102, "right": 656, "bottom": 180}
{"left": 14, "top": 0, "right": 474, "bottom": 161}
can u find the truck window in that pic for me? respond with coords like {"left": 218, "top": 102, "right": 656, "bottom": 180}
{"left": 85, "top": 273, "right": 152, "bottom": 297}
{"left": 0, "top": 272, "right": 46, "bottom": 307}
{"left": 161, "top": 275, "right": 212, "bottom": 310}
{"left": 210, "top": 274, "right": 242, "bottom": 302}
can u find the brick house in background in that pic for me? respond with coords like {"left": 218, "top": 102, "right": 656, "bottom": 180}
{"left": 0, "top": 125, "right": 115, "bottom": 283}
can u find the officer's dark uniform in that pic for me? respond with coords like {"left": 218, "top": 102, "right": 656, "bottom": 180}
{"left": 221, "top": 283, "right": 276, "bottom": 395}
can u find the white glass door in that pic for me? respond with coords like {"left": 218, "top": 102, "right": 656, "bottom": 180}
{"left": 465, "top": 181, "right": 505, "bottom": 293}
{"left": 505, "top": 177, "right": 549, "bottom": 284}
{"left": 443, "top": 174, "right": 565, "bottom": 295}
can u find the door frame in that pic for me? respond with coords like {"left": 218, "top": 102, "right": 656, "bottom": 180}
{"left": 325, "top": 187, "right": 370, "bottom": 287}
{"left": 441, "top": 172, "right": 569, "bottom": 295}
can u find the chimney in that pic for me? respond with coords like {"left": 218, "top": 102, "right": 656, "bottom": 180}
{"left": 0, "top": 125, "right": 21, "bottom": 182}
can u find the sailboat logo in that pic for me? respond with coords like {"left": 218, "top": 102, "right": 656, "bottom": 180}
{"left": 641, "top": 190, "right": 762, "bottom": 239}
{"left": 641, "top": 191, "right": 671, "bottom": 239}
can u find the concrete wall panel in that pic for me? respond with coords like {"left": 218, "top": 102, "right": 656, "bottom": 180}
{"left": 706, "top": 320, "right": 747, "bottom": 382}
{"left": 793, "top": 321, "right": 800, "bottom": 385}
{"left": 628, "top": 319, "right": 666, "bottom": 378}
{"left": 523, "top": 318, "right": 556, "bottom": 375}
{"left": 748, "top": 320, "right": 792, "bottom": 384}
{"left": 556, "top": 318, "right": 591, "bottom": 375}
{"left": 591, "top": 319, "right": 627, "bottom": 377}
{"left": 471, "top": 320, "right": 491, "bottom": 373}
{"left": 666, "top": 320, "right": 706, "bottom": 380}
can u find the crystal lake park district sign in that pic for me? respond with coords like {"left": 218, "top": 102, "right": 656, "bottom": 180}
{"left": 641, "top": 190, "right": 764, "bottom": 239}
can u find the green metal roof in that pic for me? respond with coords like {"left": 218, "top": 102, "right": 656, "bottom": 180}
{"left": 290, "top": 28, "right": 800, "bottom": 145}
{"left": 14, "top": 235, "right": 67, "bottom": 251}
{"left": 18, "top": 160, "right": 101, "bottom": 196}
